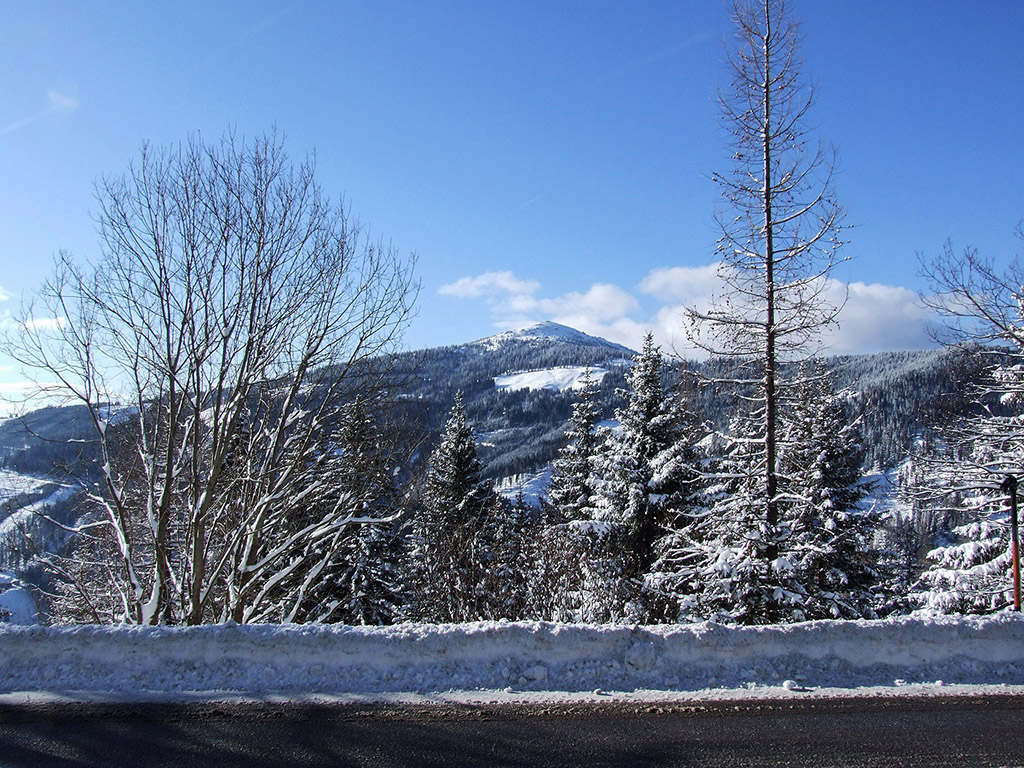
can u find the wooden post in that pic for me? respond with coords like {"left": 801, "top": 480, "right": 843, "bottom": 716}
{"left": 1000, "top": 475, "right": 1021, "bottom": 612}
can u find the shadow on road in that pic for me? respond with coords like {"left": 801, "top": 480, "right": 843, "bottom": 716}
{"left": 2, "top": 696, "right": 1023, "bottom": 767}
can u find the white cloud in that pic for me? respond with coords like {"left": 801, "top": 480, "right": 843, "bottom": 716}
{"left": 438, "top": 271, "right": 540, "bottom": 299}
{"left": 440, "top": 264, "right": 939, "bottom": 357}
{"left": 1, "top": 115, "right": 36, "bottom": 136}
{"left": 0, "top": 285, "right": 11, "bottom": 302}
{"left": 23, "top": 316, "right": 65, "bottom": 332}
{"left": 2, "top": 88, "right": 79, "bottom": 135}
{"left": 639, "top": 264, "right": 722, "bottom": 304}
{"left": 639, "top": 270, "right": 939, "bottom": 358}
{"left": 48, "top": 89, "right": 80, "bottom": 114}
{"left": 823, "top": 281, "right": 936, "bottom": 355}
{"left": 548, "top": 316, "right": 652, "bottom": 353}
{"left": 532, "top": 284, "right": 639, "bottom": 324}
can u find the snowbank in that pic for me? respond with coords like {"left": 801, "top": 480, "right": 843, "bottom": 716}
{"left": 2, "top": 614, "right": 1023, "bottom": 703}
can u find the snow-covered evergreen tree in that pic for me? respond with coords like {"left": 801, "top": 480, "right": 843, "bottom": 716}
{"left": 408, "top": 392, "right": 497, "bottom": 622}
{"left": 529, "top": 369, "right": 612, "bottom": 622}
{"left": 531, "top": 336, "right": 692, "bottom": 623}
{"left": 663, "top": 370, "right": 874, "bottom": 624}
{"left": 679, "top": 406, "right": 788, "bottom": 623}
{"left": 877, "top": 449, "right": 960, "bottom": 614}
{"left": 914, "top": 508, "right": 1015, "bottom": 614}
{"left": 776, "top": 369, "right": 876, "bottom": 619}
{"left": 594, "top": 333, "right": 670, "bottom": 570}
{"left": 546, "top": 368, "right": 602, "bottom": 523}
{"left": 476, "top": 494, "right": 537, "bottom": 620}
{"left": 525, "top": 521, "right": 592, "bottom": 622}
{"left": 910, "top": 358, "right": 1024, "bottom": 614}
{"left": 287, "top": 396, "right": 406, "bottom": 624}
{"left": 584, "top": 333, "right": 702, "bottom": 621}
{"left": 640, "top": 366, "right": 710, "bottom": 621}
{"left": 331, "top": 522, "right": 405, "bottom": 625}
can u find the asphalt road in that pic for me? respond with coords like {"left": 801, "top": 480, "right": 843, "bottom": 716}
{"left": 2, "top": 695, "right": 1023, "bottom": 767}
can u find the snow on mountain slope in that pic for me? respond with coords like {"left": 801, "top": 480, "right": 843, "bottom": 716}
{"left": 0, "top": 470, "right": 52, "bottom": 502}
{"left": 495, "top": 467, "right": 553, "bottom": 505}
{"left": 0, "top": 484, "right": 77, "bottom": 535}
{"left": 473, "top": 321, "right": 634, "bottom": 354}
{"left": 2, "top": 614, "right": 1022, "bottom": 704}
{"left": 495, "top": 366, "right": 608, "bottom": 393}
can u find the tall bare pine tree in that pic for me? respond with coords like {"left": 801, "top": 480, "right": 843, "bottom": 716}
{"left": 686, "top": 0, "right": 847, "bottom": 621}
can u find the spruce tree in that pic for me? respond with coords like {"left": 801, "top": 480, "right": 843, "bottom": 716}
{"left": 290, "top": 395, "right": 405, "bottom": 624}
{"left": 525, "top": 522, "right": 591, "bottom": 622}
{"left": 595, "top": 333, "right": 668, "bottom": 569}
{"left": 777, "top": 370, "right": 876, "bottom": 619}
{"left": 547, "top": 368, "right": 602, "bottom": 523}
{"left": 682, "top": 407, "right": 786, "bottom": 623}
{"left": 409, "top": 392, "right": 496, "bottom": 622}
{"left": 670, "top": 371, "right": 874, "bottom": 624}
{"left": 909, "top": 358, "right": 1024, "bottom": 614}
{"left": 642, "top": 368, "right": 712, "bottom": 621}
{"left": 533, "top": 370, "right": 607, "bottom": 622}
{"left": 913, "top": 509, "right": 1013, "bottom": 615}
{"left": 476, "top": 494, "right": 536, "bottom": 620}
{"left": 587, "top": 333, "right": 700, "bottom": 620}
{"left": 333, "top": 522, "right": 405, "bottom": 625}
{"left": 594, "top": 336, "right": 691, "bottom": 562}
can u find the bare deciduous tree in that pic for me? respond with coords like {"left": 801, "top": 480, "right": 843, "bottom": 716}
{"left": 920, "top": 224, "right": 1024, "bottom": 348}
{"left": 916, "top": 225, "right": 1024, "bottom": 491}
{"left": 5, "top": 132, "right": 417, "bottom": 625}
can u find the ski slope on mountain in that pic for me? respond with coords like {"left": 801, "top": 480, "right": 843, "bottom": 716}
{"left": 494, "top": 366, "right": 608, "bottom": 393}
{"left": 2, "top": 613, "right": 1022, "bottom": 705}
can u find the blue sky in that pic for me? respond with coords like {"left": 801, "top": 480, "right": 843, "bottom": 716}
{"left": 2, "top": 0, "right": 1023, "bottom": 387}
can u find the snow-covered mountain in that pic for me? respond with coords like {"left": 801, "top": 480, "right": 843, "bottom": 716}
{"left": 387, "top": 322, "right": 637, "bottom": 486}
{"left": 471, "top": 321, "right": 634, "bottom": 355}
{"left": 0, "top": 322, "right": 993, "bottom": 626}
{"left": 0, "top": 324, "right": 971, "bottom": 507}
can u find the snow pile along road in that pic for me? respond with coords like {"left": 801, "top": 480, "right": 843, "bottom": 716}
{"left": 2, "top": 613, "right": 1023, "bottom": 703}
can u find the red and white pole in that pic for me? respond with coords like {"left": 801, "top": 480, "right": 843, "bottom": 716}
{"left": 1002, "top": 475, "right": 1021, "bottom": 612}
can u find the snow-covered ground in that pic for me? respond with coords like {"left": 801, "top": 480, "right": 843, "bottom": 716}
{"left": 495, "top": 467, "right": 553, "bottom": 505}
{"left": 0, "top": 469, "right": 53, "bottom": 501}
{"left": 2, "top": 613, "right": 1023, "bottom": 705}
{"left": 0, "top": 483, "right": 77, "bottom": 541}
{"left": 0, "top": 571, "right": 38, "bottom": 625}
{"left": 494, "top": 366, "right": 608, "bottom": 393}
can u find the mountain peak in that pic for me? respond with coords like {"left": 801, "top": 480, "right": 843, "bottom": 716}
{"left": 471, "top": 321, "right": 635, "bottom": 353}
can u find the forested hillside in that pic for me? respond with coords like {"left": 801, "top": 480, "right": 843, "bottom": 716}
{"left": 3, "top": 320, "right": 990, "bottom": 627}
{"left": 1, "top": 324, "right": 970, "bottom": 492}
{"left": 830, "top": 346, "right": 987, "bottom": 469}
{"left": 391, "top": 326, "right": 972, "bottom": 487}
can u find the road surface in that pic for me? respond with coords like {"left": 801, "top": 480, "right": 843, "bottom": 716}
{"left": 2, "top": 695, "right": 1023, "bottom": 767}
